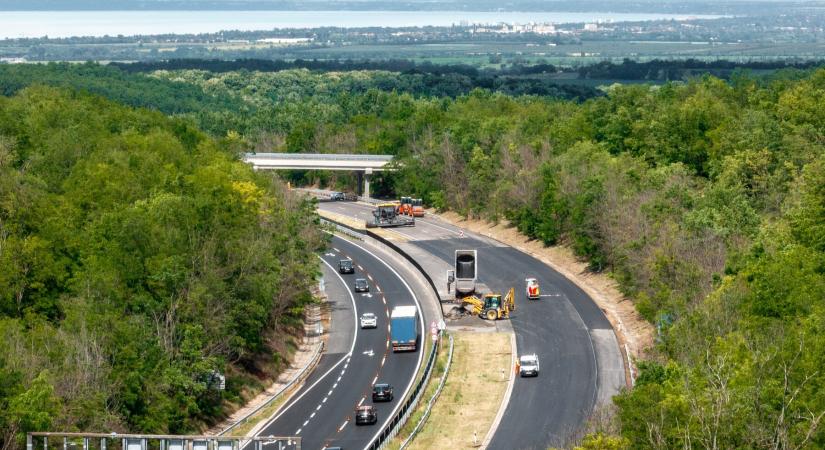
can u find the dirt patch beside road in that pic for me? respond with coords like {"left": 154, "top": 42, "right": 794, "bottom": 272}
{"left": 398, "top": 332, "right": 511, "bottom": 450}
{"left": 434, "top": 211, "right": 654, "bottom": 378}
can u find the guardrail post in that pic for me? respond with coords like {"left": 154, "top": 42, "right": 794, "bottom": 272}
{"left": 100, "top": 439, "right": 106, "bottom": 450}
{"left": 27, "top": 434, "right": 33, "bottom": 450}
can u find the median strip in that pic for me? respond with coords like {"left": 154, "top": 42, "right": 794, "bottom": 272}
{"left": 388, "top": 331, "right": 511, "bottom": 450}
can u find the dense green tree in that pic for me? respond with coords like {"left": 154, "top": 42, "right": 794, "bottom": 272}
{"left": 0, "top": 86, "right": 324, "bottom": 446}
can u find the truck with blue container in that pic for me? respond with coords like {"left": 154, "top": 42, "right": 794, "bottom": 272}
{"left": 390, "top": 305, "right": 419, "bottom": 352}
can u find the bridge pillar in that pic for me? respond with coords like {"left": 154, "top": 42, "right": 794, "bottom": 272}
{"left": 363, "top": 168, "right": 372, "bottom": 201}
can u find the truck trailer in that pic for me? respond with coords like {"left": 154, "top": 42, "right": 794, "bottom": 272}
{"left": 390, "top": 305, "right": 419, "bottom": 352}
{"left": 454, "top": 250, "right": 477, "bottom": 296}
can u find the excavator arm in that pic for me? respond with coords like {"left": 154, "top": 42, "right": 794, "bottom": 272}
{"left": 504, "top": 287, "right": 516, "bottom": 314}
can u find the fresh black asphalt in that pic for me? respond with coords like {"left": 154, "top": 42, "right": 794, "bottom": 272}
{"left": 413, "top": 237, "right": 609, "bottom": 449}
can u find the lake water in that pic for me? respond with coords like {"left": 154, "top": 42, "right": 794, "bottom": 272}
{"left": 0, "top": 10, "right": 723, "bottom": 39}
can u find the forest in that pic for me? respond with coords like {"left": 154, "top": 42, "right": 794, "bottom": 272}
{"left": 1, "top": 60, "right": 824, "bottom": 447}
{"left": 0, "top": 85, "right": 324, "bottom": 448}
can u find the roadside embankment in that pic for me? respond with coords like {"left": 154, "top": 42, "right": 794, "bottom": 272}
{"left": 205, "top": 268, "right": 330, "bottom": 436}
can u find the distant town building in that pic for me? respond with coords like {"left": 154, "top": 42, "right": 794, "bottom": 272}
{"left": 583, "top": 23, "right": 599, "bottom": 32}
{"left": 256, "top": 37, "right": 313, "bottom": 44}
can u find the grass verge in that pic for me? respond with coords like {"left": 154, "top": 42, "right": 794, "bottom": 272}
{"left": 388, "top": 332, "right": 511, "bottom": 450}
{"left": 228, "top": 385, "right": 296, "bottom": 436}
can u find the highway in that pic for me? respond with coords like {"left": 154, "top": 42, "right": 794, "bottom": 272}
{"left": 253, "top": 235, "right": 424, "bottom": 450}
{"left": 316, "top": 199, "right": 624, "bottom": 449}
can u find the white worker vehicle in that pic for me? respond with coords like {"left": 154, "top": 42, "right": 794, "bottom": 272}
{"left": 519, "top": 354, "right": 540, "bottom": 377}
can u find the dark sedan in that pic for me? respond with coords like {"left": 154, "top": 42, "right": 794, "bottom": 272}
{"left": 338, "top": 259, "right": 354, "bottom": 274}
{"left": 354, "top": 405, "right": 377, "bottom": 425}
{"left": 372, "top": 383, "right": 394, "bottom": 402}
{"left": 354, "top": 278, "right": 370, "bottom": 292}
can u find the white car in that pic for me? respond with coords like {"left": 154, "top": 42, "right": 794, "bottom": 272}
{"left": 519, "top": 354, "right": 540, "bottom": 377}
{"left": 360, "top": 313, "right": 377, "bottom": 329}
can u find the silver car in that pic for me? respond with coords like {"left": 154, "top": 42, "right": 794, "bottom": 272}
{"left": 360, "top": 313, "right": 377, "bottom": 329}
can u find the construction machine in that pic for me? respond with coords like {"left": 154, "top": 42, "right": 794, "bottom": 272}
{"left": 462, "top": 287, "right": 516, "bottom": 320}
{"left": 411, "top": 198, "right": 425, "bottom": 217}
{"left": 397, "top": 196, "right": 413, "bottom": 215}
{"left": 366, "top": 202, "right": 415, "bottom": 228}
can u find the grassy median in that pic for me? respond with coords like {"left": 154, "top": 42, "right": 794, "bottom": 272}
{"left": 390, "top": 331, "right": 512, "bottom": 450}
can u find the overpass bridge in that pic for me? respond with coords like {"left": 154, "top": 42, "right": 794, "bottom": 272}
{"left": 243, "top": 153, "right": 395, "bottom": 200}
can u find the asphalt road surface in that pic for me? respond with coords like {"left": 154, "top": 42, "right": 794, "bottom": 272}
{"left": 317, "top": 200, "right": 463, "bottom": 240}
{"left": 317, "top": 199, "right": 620, "bottom": 449}
{"left": 253, "top": 236, "right": 424, "bottom": 450}
{"left": 414, "top": 237, "right": 609, "bottom": 448}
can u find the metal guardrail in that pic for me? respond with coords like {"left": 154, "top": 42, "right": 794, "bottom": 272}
{"left": 27, "top": 433, "right": 300, "bottom": 450}
{"left": 399, "top": 333, "right": 455, "bottom": 449}
{"left": 220, "top": 341, "right": 324, "bottom": 436}
{"left": 364, "top": 229, "right": 444, "bottom": 320}
{"left": 319, "top": 218, "right": 365, "bottom": 241}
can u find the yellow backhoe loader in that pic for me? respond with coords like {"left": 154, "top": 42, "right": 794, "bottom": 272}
{"left": 461, "top": 287, "right": 515, "bottom": 320}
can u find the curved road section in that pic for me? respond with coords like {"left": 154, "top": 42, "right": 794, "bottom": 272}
{"left": 253, "top": 236, "right": 425, "bottom": 450}
{"left": 318, "top": 200, "right": 625, "bottom": 449}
